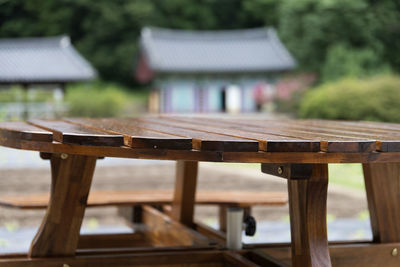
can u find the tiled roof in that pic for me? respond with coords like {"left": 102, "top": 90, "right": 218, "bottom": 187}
{"left": 139, "top": 27, "right": 296, "bottom": 73}
{"left": 0, "top": 36, "right": 97, "bottom": 84}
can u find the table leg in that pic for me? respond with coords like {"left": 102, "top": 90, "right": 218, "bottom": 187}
{"left": 288, "top": 164, "right": 331, "bottom": 267}
{"left": 29, "top": 153, "right": 97, "bottom": 257}
{"left": 171, "top": 161, "right": 198, "bottom": 227}
{"left": 363, "top": 163, "right": 400, "bottom": 242}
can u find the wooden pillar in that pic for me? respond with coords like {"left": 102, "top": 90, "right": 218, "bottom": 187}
{"left": 171, "top": 161, "right": 198, "bottom": 227}
{"left": 287, "top": 164, "right": 331, "bottom": 267}
{"left": 363, "top": 163, "right": 400, "bottom": 242}
{"left": 29, "top": 153, "right": 97, "bottom": 257}
{"left": 261, "top": 163, "right": 331, "bottom": 267}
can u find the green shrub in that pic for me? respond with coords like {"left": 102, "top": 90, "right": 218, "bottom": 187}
{"left": 66, "top": 82, "right": 130, "bottom": 117}
{"left": 0, "top": 86, "right": 55, "bottom": 103}
{"left": 322, "top": 43, "right": 390, "bottom": 82}
{"left": 299, "top": 75, "right": 400, "bottom": 122}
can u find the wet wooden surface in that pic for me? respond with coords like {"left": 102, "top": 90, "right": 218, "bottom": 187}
{"left": 1, "top": 116, "right": 400, "bottom": 163}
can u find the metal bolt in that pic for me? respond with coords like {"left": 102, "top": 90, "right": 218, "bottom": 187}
{"left": 153, "top": 145, "right": 158, "bottom": 149}
{"left": 392, "top": 248, "right": 398, "bottom": 256}
{"left": 63, "top": 264, "right": 70, "bottom": 267}
{"left": 60, "top": 153, "right": 68, "bottom": 159}
{"left": 277, "top": 166, "right": 283, "bottom": 175}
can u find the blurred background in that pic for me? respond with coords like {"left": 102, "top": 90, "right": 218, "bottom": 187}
{"left": 0, "top": 0, "right": 399, "bottom": 252}
{"left": 0, "top": 0, "right": 399, "bottom": 121}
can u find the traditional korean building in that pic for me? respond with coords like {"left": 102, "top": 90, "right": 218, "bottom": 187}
{"left": 135, "top": 27, "right": 296, "bottom": 113}
{"left": 0, "top": 35, "right": 97, "bottom": 88}
{"left": 0, "top": 35, "right": 97, "bottom": 119}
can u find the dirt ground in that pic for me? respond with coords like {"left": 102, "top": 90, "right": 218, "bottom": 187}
{"left": 0, "top": 162, "right": 368, "bottom": 228}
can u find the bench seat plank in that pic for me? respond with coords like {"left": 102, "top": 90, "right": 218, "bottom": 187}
{"left": 0, "top": 190, "right": 288, "bottom": 209}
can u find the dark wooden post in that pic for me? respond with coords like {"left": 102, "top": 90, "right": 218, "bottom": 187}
{"left": 29, "top": 153, "right": 96, "bottom": 257}
{"left": 262, "top": 163, "right": 331, "bottom": 267}
{"left": 363, "top": 163, "right": 400, "bottom": 243}
{"left": 171, "top": 161, "right": 198, "bottom": 227}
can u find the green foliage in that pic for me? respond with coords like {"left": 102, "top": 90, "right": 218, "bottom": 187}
{"left": 279, "top": 0, "right": 400, "bottom": 80}
{"left": 322, "top": 43, "right": 390, "bottom": 82}
{"left": 0, "top": 87, "right": 54, "bottom": 103}
{"left": 1, "top": 0, "right": 399, "bottom": 85}
{"left": 299, "top": 75, "right": 400, "bottom": 122}
{"left": 66, "top": 82, "right": 133, "bottom": 117}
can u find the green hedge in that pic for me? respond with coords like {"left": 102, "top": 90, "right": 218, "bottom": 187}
{"left": 66, "top": 82, "right": 144, "bottom": 117}
{"left": 299, "top": 75, "right": 400, "bottom": 122}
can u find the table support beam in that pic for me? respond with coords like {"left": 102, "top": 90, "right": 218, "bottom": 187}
{"left": 363, "top": 163, "right": 400, "bottom": 242}
{"left": 171, "top": 161, "right": 198, "bottom": 227}
{"left": 29, "top": 153, "right": 97, "bottom": 257}
{"left": 287, "top": 164, "right": 331, "bottom": 267}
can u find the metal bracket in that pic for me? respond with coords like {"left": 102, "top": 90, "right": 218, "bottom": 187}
{"left": 261, "top": 163, "right": 313, "bottom": 179}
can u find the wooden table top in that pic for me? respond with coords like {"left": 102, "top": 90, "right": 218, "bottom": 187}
{"left": 1, "top": 115, "right": 400, "bottom": 163}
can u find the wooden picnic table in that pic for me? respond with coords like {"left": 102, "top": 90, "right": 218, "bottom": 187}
{"left": 0, "top": 115, "right": 399, "bottom": 266}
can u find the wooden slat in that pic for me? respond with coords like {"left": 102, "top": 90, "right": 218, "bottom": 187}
{"left": 28, "top": 119, "right": 124, "bottom": 147}
{"left": 223, "top": 251, "right": 260, "bottom": 267}
{"left": 230, "top": 119, "right": 400, "bottom": 152}
{"left": 0, "top": 122, "right": 52, "bottom": 142}
{"left": 163, "top": 116, "right": 376, "bottom": 153}
{"left": 259, "top": 242, "right": 400, "bottom": 267}
{"left": 120, "top": 117, "right": 259, "bottom": 152}
{"left": 142, "top": 205, "right": 211, "bottom": 247}
{"left": 0, "top": 251, "right": 226, "bottom": 267}
{"left": 65, "top": 118, "right": 202, "bottom": 151}
{"left": 143, "top": 116, "right": 320, "bottom": 152}
{"left": 78, "top": 233, "right": 151, "bottom": 249}
{"left": 0, "top": 190, "right": 287, "bottom": 209}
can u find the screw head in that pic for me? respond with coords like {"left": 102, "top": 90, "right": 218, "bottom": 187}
{"left": 277, "top": 166, "right": 283, "bottom": 175}
{"left": 392, "top": 248, "right": 398, "bottom": 256}
{"left": 63, "top": 264, "right": 70, "bottom": 267}
{"left": 60, "top": 153, "right": 68, "bottom": 160}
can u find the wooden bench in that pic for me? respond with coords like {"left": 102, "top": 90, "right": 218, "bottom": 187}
{"left": 0, "top": 190, "right": 287, "bottom": 231}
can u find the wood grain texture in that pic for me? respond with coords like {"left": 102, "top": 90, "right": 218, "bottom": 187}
{"left": 0, "top": 250, "right": 227, "bottom": 267}
{"left": 0, "top": 122, "right": 52, "bottom": 142}
{"left": 66, "top": 117, "right": 193, "bottom": 150}
{"left": 29, "top": 154, "right": 97, "bottom": 257}
{"left": 3, "top": 117, "right": 400, "bottom": 163}
{"left": 142, "top": 205, "right": 211, "bottom": 247}
{"left": 363, "top": 163, "right": 400, "bottom": 242}
{"left": 258, "top": 242, "right": 400, "bottom": 267}
{"left": 67, "top": 117, "right": 258, "bottom": 152}
{"left": 0, "top": 190, "right": 283, "bottom": 209}
{"left": 77, "top": 233, "right": 151, "bottom": 249}
{"left": 28, "top": 119, "right": 124, "bottom": 146}
{"left": 261, "top": 163, "right": 313, "bottom": 180}
{"left": 154, "top": 116, "right": 320, "bottom": 153}
{"left": 287, "top": 164, "right": 331, "bottom": 267}
{"left": 171, "top": 161, "right": 198, "bottom": 227}
{"left": 4, "top": 134, "right": 400, "bottom": 163}
{"left": 161, "top": 116, "right": 376, "bottom": 152}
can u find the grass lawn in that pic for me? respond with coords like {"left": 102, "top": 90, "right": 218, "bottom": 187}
{"left": 328, "top": 164, "right": 364, "bottom": 191}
